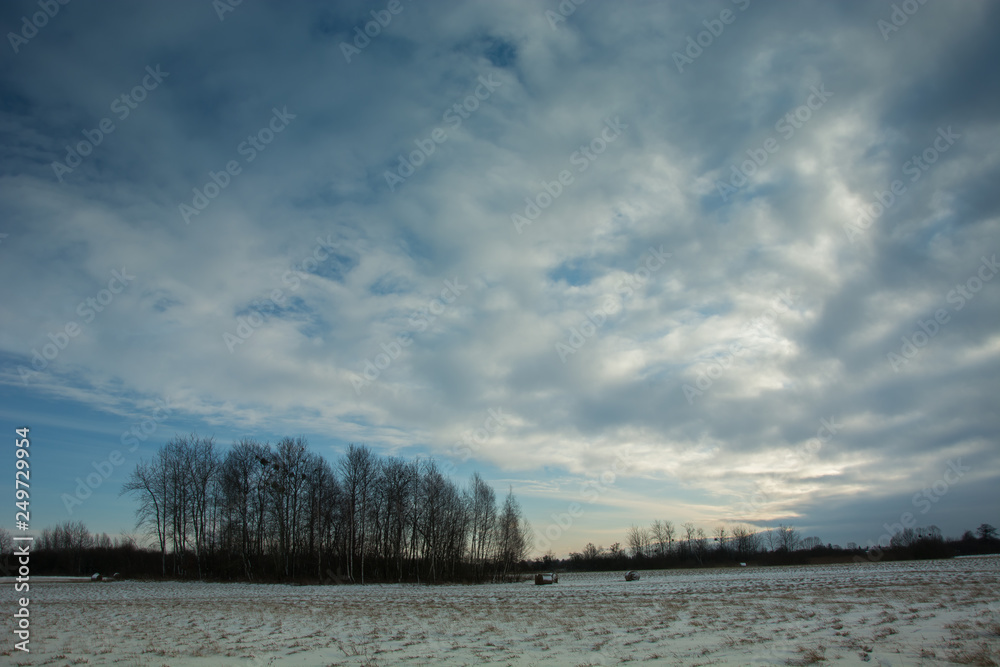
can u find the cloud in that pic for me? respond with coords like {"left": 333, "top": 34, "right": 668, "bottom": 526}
{"left": 1, "top": 0, "right": 998, "bottom": 549}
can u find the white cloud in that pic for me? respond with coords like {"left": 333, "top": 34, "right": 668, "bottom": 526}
{"left": 1, "top": 0, "right": 998, "bottom": 546}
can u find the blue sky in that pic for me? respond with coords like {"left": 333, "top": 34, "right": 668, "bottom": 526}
{"left": 1, "top": 0, "right": 998, "bottom": 557}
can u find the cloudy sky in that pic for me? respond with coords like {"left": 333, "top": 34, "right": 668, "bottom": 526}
{"left": 1, "top": 0, "right": 998, "bottom": 557}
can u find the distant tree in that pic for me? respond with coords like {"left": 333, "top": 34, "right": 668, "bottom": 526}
{"left": 650, "top": 520, "right": 668, "bottom": 557}
{"left": 714, "top": 525, "right": 729, "bottom": 555}
{"left": 582, "top": 542, "right": 601, "bottom": 561}
{"left": 732, "top": 524, "right": 760, "bottom": 558}
{"left": 116, "top": 434, "right": 530, "bottom": 584}
{"left": 695, "top": 528, "right": 708, "bottom": 563}
{"left": 468, "top": 472, "right": 497, "bottom": 581}
{"left": 219, "top": 438, "right": 272, "bottom": 580}
{"left": 626, "top": 525, "right": 648, "bottom": 558}
{"left": 186, "top": 435, "right": 220, "bottom": 580}
{"left": 495, "top": 488, "right": 530, "bottom": 581}
{"left": 776, "top": 524, "right": 799, "bottom": 552}
{"left": 682, "top": 522, "right": 697, "bottom": 557}
{"left": 340, "top": 443, "right": 376, "bottom": 583}
{"left": 977, "top": 523, "right": 997, "bottom": 540}
{"left": 662, "top": 520, "right": 675, "bottom": 553}
{"left": 801, "top": 536, "right": 822, "bottom": 550}
{"left": 121, "top": 458, "right": 169, "bottom": 575}
{"left": 116, "top": 531, "right": 139, "bottom": 550}
{"left": 890, "top": 528, "right": 916, "bottom": 548}
{"left": 764, "top": 528, "right": 779, "bottom": 552}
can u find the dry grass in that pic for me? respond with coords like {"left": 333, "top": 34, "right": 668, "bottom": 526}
{"left": 6, "top": 560, "right": 999, "bottom": 665}
{"left": 978, "top": 620, "right": 1000, "bottom": 637}
{"left": 948, "top": 642, "right": 1000, "bottom": 667}
{"left": 786, "top": 645, "right": 826, "bottom": 665}
{"left": 875, "top": 611, "right": 898, "bottom": 625}
{"left": 872, "top": 626, "right": 899, "bottom": 640}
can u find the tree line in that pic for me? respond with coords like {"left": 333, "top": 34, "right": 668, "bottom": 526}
{"left": 545, "top": 520, "right": 999, "bottom": 571}
{"left": 115, "top": 434, "right": 531, "bottom": 583}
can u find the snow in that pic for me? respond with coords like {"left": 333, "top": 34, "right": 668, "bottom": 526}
{"left": 3, "top": 556, "right": 999, "bottom": 665}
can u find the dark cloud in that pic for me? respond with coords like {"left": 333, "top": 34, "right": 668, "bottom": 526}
{"left": 0, "top": 0, "right": 997, "bottom": 551}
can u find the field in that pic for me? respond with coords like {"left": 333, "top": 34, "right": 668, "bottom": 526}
{"left": 3, "top": 556, "right": 999, "bottom": 666}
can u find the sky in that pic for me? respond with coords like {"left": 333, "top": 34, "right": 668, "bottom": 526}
{"left": 1, "top": 0, "right": 998, "bottom": 558}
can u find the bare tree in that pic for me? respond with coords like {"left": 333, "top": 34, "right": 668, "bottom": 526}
{"left": 381, "top": 456, "right": 412, "bottom": 581}
{"left": 731, "top": 524, "right": 759, "bottom": 559}
{"left": 714, "top": 525, "right": 729, "bottom": 555}
{"left": 219, "top": 438, "right": 272, "bottom": 579}
{"left": 468, "top": 472, "right": 496, "bottom": 581}
{"left": 776, "top": 524, "right": 799, "bottom": 552}
{"left": 682, "top": 521, "right": 697, "bottom": 558}
{"left": 185, "top": 435, "right": 219, "bottom": 579}
{"left": 801, "top": 535, "right": 823, "bottom": 550}
{"left": 119, "top": 434, "right": 531, "bottom": 584}
{"left": 339, "top": 443, "right": 376, "bottom": 583}
{"left": 121, "top": 458, "right": 169, "bottom": 575}
{"left": 888, "top": 530, "right": 913, "bottom": 548}
{"left": 650, "top": 520, "right": 670, "bottom": 558}
{"left": 268, "top": 437, "right": 311, "bottom": 578}
{"left": 416, "top": 459, "right": 447, "bottom": 581}
{"left": 662, "top": 520, "right": 675, "bottom": 554}
{"left": 695, "top": 527, "right": 708, "bottom": 563}
{"left": 626, "top": 525, "right": 647, "bottom": 558}
{"left": 0, "top": 527, "right": 12, "bottom": 554}
{"left": 494, "top": 487, "right": 529, "bottom": 581}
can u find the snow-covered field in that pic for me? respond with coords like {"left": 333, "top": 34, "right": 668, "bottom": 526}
{"left": 3, "top": 556, "right": 999, "bottom": 666}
